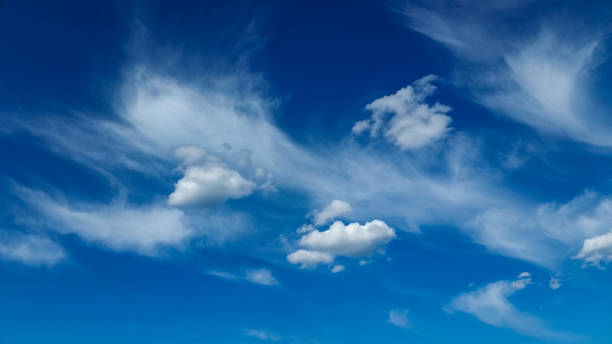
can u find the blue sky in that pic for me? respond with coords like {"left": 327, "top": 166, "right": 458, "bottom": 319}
{"left": 2, "top": 0, "right": 612, "bottom": 342}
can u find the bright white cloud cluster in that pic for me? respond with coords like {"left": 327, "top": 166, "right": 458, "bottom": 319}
{"left": 168, "top": 145, "right": 255, "bottom": 207}
{"left": 287, "top": 219, "right": 396, "bottom": 268}
{"left": 0, "top": 232, "right": 66, "bottom": 267}
{"left": 353, "top": 75, "right": 452, "bottom": 150}
{"left": 448, "top": 273, "right": 568, "bottom": 339}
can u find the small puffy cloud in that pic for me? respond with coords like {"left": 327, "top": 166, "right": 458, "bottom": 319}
{"left": 245, "top": 268, "right": 279, "bottom": 286}
{"left": 286, "top": 249, "right": 334, "bottom": 268}
{"left": 353, "top": 75, "right": 452, "bottom": 150}
{"left": 288, "top": 220, "right": 396, "bottom": 268}
{"left": 314, "top": 200, "right": 352, "bottom": 226}
{"left": 244, "top": 329, "right": 281, "bottom": 341}
{"left": 388, "top": 308, "right": 412, "bottom": 329}
{"left": 574, "top": 231, "right": 612, "bottom": 267}
{"left": 331, "top": 264, "right": 345, "bottom": 273}
{"left": 299, "top": 220, "right": 396, "bottom": 257}
{"left": 0, "top": 232, "right": 66, "bottom": 267}
{"left": 448, "top": 274, "right": 568, "bottom": 339}
{"left": 168, "top": 145, "right": 255, "bottom": 207}
{"left": 168, "top": 164, "right": 255, "bottom": 207}
{"left": 549, "top": 276, "right": 562, "bottom": 290}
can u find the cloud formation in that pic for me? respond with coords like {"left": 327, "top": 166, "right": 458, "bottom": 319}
{"left": 388, "top": 308, "right": 412, "bottom": 329}
{"left": 575, "top": 231, "right": 612, "bottom": 267}
{"left": 400, "top": 1, "right": 611, "bottom": 146}
{"left": 448, "top": 273, "right": 568, "bottom": 339}
{"left": 286, "top": 249, "right": 334, "bottom": 268}
{"left": 313, "top": 200, "right": 352, "bottom": 226}
{"left": 168, "top": 145, "right": 255, "bottom": 207}
{"left": 353, "top": 75, "right": 452, "bottom": 150}
{"left": 245, "top": 268, "right": 280, "bottom": 286}
{"left": 287, "top": 220, "right": 396, "bottom": 268}
{"left": 0, "top": 232, "right": 66, "bottom": 267}
{"left": 19, "top": 188, "right": 192, "bottom": 256}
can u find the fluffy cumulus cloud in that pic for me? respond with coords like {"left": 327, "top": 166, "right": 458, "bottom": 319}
{"left": 168, "top": 165, "right": 254, "bottom": 207}
{"left": 353, "top": 75, "right": 452, "bottom": 150}
{"left": 314, "top": 200, "right": 352, "bottom": 226}
{"left": 168, "top": 145, "right": 255, "bottom": 207}
{"left": 287, "top": 220, "right": 396, "bottom": 268}
{"left": 574, "top": 231, "right": 612, "bottom": 267}
{"left": 0, "top": 232, "right": 66, "bottom": 267}
{"left": 299, "top": 220, "right": 396, "bottom": 257}
{"left": 388, "top": 308, "right": 412, "bottom": 329}
{"left": 448, "top": 273, "right": 569, "bottom": 339}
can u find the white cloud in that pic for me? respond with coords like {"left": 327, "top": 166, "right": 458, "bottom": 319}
{"left": 388, "top": 308, "right": 412, "bottom": 329}
{"left": 299, "top": 220, "right": 396, "bottom": 257}
{"left": 14, "top": 67, "right": 609, "bottom": 267}
{"left": 245, "top": 268, "right": 279, "bottom": 286}
{"left": 400, "top": 2, "right": 612, "bottom": 146}
{"left": 0, "top": 232, "right": 66, "bottom": 267}
{"left": 168, "top": 145, "right": 255, "bottom": 207}
{"left": 353, "top": 75, "right": 452, "bottom": 150}
{"left": 286, "top": 249, "right": 334, "bottom": 268}
{"left": 467, "top": 191, "right": 612, "bottom": 267}
{"left": 173, "top": 145, "right": 208, "bottom": 165}
{"left": 448, "top": 274, "right": 568, "bottom": 339}
{"left": 168, "top": 164, "right": 255, "bottom": 207}
{"left": 314, "top": 200, "right": 352, "bottom": 226}
{"left": 244, "top": 329, "right": 281, "bottom": 341}
{"left": 331, "top": 264, "right": 345, "bottom": 273}
{"left": 12, "top": 70, "right": 506, "bottom": 255}
{"left": 549, "top": 276, "right": 562, "bottom": 290}
{"left": 19, "top": 188, "right": 192, "bottom": 256}
{"left": 288, "top": 220, "right": 396, "bottom": 269}
{"left": 574, "top": 231, "right": 612, "bottom": 267}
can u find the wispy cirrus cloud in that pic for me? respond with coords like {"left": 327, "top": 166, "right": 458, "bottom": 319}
{"left": 400, "top": 0, "right": 612, "bottom": 146}
{"left": 0, "top": 232, "right": 66, "bottom": 267}
{"left": 205, "top": 268, "right": 280, "bottom": 287}
{"left": 447, "top": 273, "right": 572, "bottom": 339}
